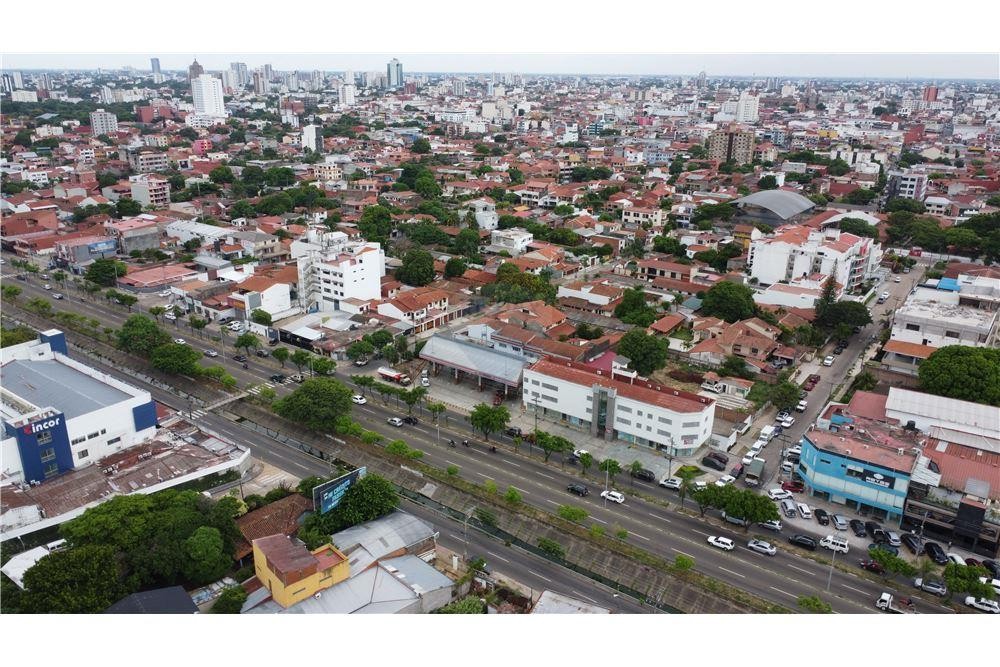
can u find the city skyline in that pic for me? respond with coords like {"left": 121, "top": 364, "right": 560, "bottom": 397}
{"left": 2, "top": 53, "right": 998, "bottom": 80}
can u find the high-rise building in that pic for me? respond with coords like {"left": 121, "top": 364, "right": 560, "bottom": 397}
{"left": 707, "top": 125, "right": 755, "bottom": 165}
{"left": 302, "top": 124, "right": 322, "bottom": 153}
{"left": 89, "top": 108, "right": 119, "bottom": 136}
{"left": 922, "top": 85, "right": 938, "bottom": 102}
{"left": 887, "top": 170, "right": 928, "bottom": 202}
{"left": 263, "top": 64, "right": 273, "bottom": 82}
{"left": 735, "top": 91, "right": 760, "bottom": 123}
{"left": 451, "top": 79, "right": 466, "bottom": 97}
{"left": 191, "top": 74, "right": 226, "bottom": 116}
{"left": 253, "top": 69, "right": 268, "bottom": 95}
{"left": 188, "top": 58, "right": 204, "bottom": 82}
{"left": 339, "top": 82, "right": 356, "bottom": 106}
{"left": 230, "top": 62, "right": 249, "bottom": 87}
{"left": 150, "top": 58, "right": 161, "bottom": 75}
{"left": 10, "top": 71, "right": 24, "bottom": 89}
{"left": 387, "top": 58, "right": 403, "bottom": 88}
{"left": 697, "top": 71, "right": 707, "bottom": 88}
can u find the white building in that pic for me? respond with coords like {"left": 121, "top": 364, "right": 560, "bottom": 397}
{"left": 89, "top": 108, "right": 118, "bottom": 136}
{"left": 747, "top": 225, "right": 883, "bottom": 291}
{"left": 339, "top": 83, "right": 356, "bottom": 106}
{"left": 890, "top": 285, "right": 998, "bottom": 349}
{"left": 191, "top": 74, "right": 226, "bottom": 116}
{"left": 523, "top": 357, "right": 716, "bottom": 456}
{"left": 292, "top": 228, "right": 385, "bottom": 312}
{"left": 302, "top": 124, "right": 322, "bottom": 153}
{"left": 735, "top": 91, "right": 760, "bottom": 123}
{"left": 465, "top": 197, "right": 499, "bottom": 230}
{"left": 884, "top": 387, "right": 1000, "bottom": 441}
{"left": 1, "top": 331, "right": 159, "bottom": 485}
{"left": 165, "top": 219, "right": 230, "bottom": 244}
{"left": 129, "top": 174, "right": 170, "bottom": 209}
{"left": 11, "top": 90, "right": 38, "bottom": 103}
{"left": 489, "top": 228, "right": 533, "bottom": 256}
{"left": 888, "top": 170, "right": 928, "bottom": 202}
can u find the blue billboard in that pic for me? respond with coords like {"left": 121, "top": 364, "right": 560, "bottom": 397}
{"left": 312, "top": 467, "right": 367, "bottom": 514}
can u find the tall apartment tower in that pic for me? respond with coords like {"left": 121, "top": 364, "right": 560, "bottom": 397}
{"left": 230, "top": 62, "right": 249, "bottom": 87}
{"left": 735, "top": 91, "right": 760, "bottom": 123}
{"left": 89, "top": 108, "right": 119, "bottom": 136}
{"left": 922, "top": 86, "right": 938, "bottom": 102}
{"left": 302, "top": 124, "right": 322, "bottom": 153}
{"left": 387, "top": 58, "right": 403, "bottom": 88}
{"left": 191, "top": 74, "right": 226, "bottom": 116}
{"left": 707, "top": 125, "right": 755, "bottom": 165}
{"left": 188, "top": 58, "right": 204, "bottom": 82}
{"left": 150, "top": 58, "right": 161, "bottom": 75}
{"left": 339, "top": 82, "right": 356, "bottom": 106}
{"left": 253, "top": 70, "right": 268, "bottom": 95}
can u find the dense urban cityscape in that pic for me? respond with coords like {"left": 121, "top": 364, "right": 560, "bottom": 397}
{"left": 1, "top": 52, "right": 999, "bottom": 622}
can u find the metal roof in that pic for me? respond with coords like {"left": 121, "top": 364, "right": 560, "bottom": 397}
{"left": 886, "top": 387, "right": 1000, "bottom": 433}
{"left": 734, "top": 190, "right": 816, "bottom": 220}
{"left": 419, "top": 334, "right": 527, "bottom": 386}
{"left": 1, "top": 359, "right": 132, "bottom": 419}
{"left": 331, "top": 511, "right": 435, "bottom": 575}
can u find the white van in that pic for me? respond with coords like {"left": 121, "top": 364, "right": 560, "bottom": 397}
{"left": 759, "top": 425, "right": 777, "bottom": 442}
{"left": 820, "top": 535, "right": 849, "bottom": 554}
{"left": 781, "top": 498, "right": 797, "bottom": 518}
{"left": 797, "top": 502, "right": 813, "bottom": 519}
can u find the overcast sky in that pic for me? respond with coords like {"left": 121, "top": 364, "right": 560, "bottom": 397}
{"left": 3, "top": 53, "right": 997, "bottom": 80}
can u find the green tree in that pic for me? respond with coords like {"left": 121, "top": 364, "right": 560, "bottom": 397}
{"left": 720, "top": 355, "right": 753, "bottom": 379}
{"left": 797, "top": 595, "right": 833, "bottom": 613}
{"left": 868, "top": 547, "right": 918, "bottom": 580}
{"left": 346, "top": 339, "right": 375, "bottom": 361}
{"left": 599, "top": 458, "right": 622, "bottom": 482}
{"left": 435, "top": 596, "right": 486, "bottom": 614}
{"left": 469, "top": 403, "right": 511, "bottom": 442}
{"left": 357, "top": 205, "right": 393, "bottom": 244}
{"left": 234, "top": 332, "right": 261, "bottom": 355}
{"left": 272, "top": 346, "right": 290, "bottom": 368}
{"left": 209, "top": 165, "right": 235, "bottom": 184}
{"left": 396, "top": 249, "right": 436, "bottom": 286}
{"left": 150, "top": 342, "right": 202, "bottom": 375}
{"left": 918, "top": 346, "right": 1000, "bottom": 406}
{"left": 299, "top": 474, "right": 399, "bottom": 541}
{"left": 85, "top": 258, "right": 127, "bottom": 286}
{"left": 578, "top": 452, "right": 594, "bottom": 477}
{"left": 837, "top": 217, "right": 879, "bottom": 239}
{"left": 1, "top": 284, "right": 23, "bottom": 303}
{"left": 674, "top": 554, "right": 695, "bottom": 571}
{"left": 942, "top": 562, "right": 995, "bottom": 602}
{"left": 21, "top": 544, "right": 130, "bottom": 613}
{"left": 411, "top": 137, "right": 431, "bottom": 154}
{"left": 613, "top": 287, "right": 658, "bottom": 327}
{"left": 444, "top": 257, "right": 468, "bottom": 278}
{"left": 311, "top": 356, "right": 335, "bottom": 376}
{"left": 537, "top": 537, "right": 565, "bottom": 560}
{"left": 721, "top": 488, "right": 780, "bottom": 531}
{"left": 183, "top": 526, "right": 232, "bottom": 585}
{"left": 117, "top": 315, "right": 171, "bottom": 356}
{"left": 116, "top": 198, "right": 142, "bottom": 217}
{"left": 817, "top": 301, "right": 872, "bottom": 330}
{"left": 290, "top": 349, "right": 313, "bottom": 372}
{"left": 211, "top": 585, "right": 248, "bottom": 613}
{"left": 757, "top": 174, "right": 778, "bottom": 190}
{"left": 557, "top": 505, "right": 588, "bottom": 522}
{"left": 504, "top": 486, "right": 523, "bottom": 504}
{"left": 701, "top": 281, "right": 756, "bottom": 323}
{"left": 272, "top": 377, "right": 354, "bottom": 432}
{"left": 452, "top": 228, "right": 482, "bottom": 258}
{"left": 250, "top": 309, "right": 272, "bottom": 326}
{"left": 148, "top": 305, "right": 166, "bottom": 323}
{"left": 617, "top": 329, "right": 668, "bottom": 376}
{"left": 770, "top": 381, "right": 802, "bottom": 411}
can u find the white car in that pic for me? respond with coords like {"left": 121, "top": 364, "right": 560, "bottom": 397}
{"left": 795, "top": 400, "right": 808, "bottom": 412}
{"left": 158, "top": 290, "right": 172, "bottom": 297}
{"left": 708, "top": 536, "right": 735, "bottom": 551}
{"left": 573, "top": 449, "right": 590, "bottom": 458}
{"left": 659, "top": 476, "right": 682, "bottom": 490}
{"left": 822, "top": 355, "right": 835, "bottom": 366}
{"left": 52, "top": 293, "right": 64, "bottom": 300}
{"left": 978, "top": 577, "right": 1000, "bottom": 596}
{"left": 203, "top": 349, "right": 218, "bottom": 357}
{"left": 692, "top": 481, "right": 708, "bottom": 491}
{"left": 759, "top": 519, "right": 783, "bottom": 532}
{"left": 386, "top": 417, "right": 404, "bottom": 427}
{"left": 715, "top": 475, "right": 736, "bottom": 487}
{"left": 351, "top": 394, "right": 367, "bottom": 405}
{"left": 43, "top": 283, "right": 51, "bottom": 290}
{"left": 780, "top": 417, "right": 795, "bottom": 428}
{"left": 767, "top": 488, "right": 792, "bottom": 501}
{"left": 164, "top": 312, "right": 177, "bottom": 321}
{"left": 228, "top": 322, "right": 244, "bottom": 331}
{"left": 601, "top": 489, "right": 625, "bottom": 504}
{"left": 893, "top": 276, "right": 902, "bottom": 283}
{"left": 173, "top": 338, "right": 186, "bottom": 345}
{"left": 420, "top": 376, "right": 430, "bottom": 387}
{"left": 797, "top": 502, "right": 813, "bottom": 519}
{"left": 741, "top": 453, "right": 756, "bottom": 466}
{"left": 965, "top": 596, "right": 1000, "bottom": 614}
{"left": 946, "top": 552, "right": 967, "bottom": 566}
{"left": 776, "top": 411, "right": 791, "bottom": 422}
{"left": 747, "top": 539, "right": 777, "bottom": 556}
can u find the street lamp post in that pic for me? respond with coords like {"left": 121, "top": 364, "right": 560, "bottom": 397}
{"left": 463, "top": 506, "right": 477, "bottom": 561}
{"left": 826, "top": 544, "right": 837, "bottom": 593}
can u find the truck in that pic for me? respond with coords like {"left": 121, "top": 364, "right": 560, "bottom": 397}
{"left": 875, "top": 592, "right": 916, "bottom": 614}
{"left": 744, "top": 457, "right": 766, "bottom": 487}
{"left": 377, "top": 367, "right": 412, "bottom": 385}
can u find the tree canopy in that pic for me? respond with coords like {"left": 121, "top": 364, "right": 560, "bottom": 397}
{"left": 918, "top": 346, "right": 1000, "bottom": 406}
{"left": 469, "top": 404, "right": 511, "bottom": 442}
{"left": 297, "top": 474, "right": 399, "bottom": 548}
{"left": 117, "top": 315, "right": 172, "bottom": 356}
{"left": 396, "top": 249, "right": 435, "bottom": 286}
{"left": 617, "top": 329, "right": 668, "bottom": 376}
{"left": 85, "top": 258, "right": 127, "bottom": 287}
{"left": 701, "top": 281, "right": 756, "bottom": 323}
{"left": 613, "top": 287, "right": 658, "bottom": 327}
{"left": 273, "top": 377, "right": 355, "bottom": 432}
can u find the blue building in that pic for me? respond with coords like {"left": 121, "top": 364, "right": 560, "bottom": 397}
{"left": 798, "top": 429, "right": 917, "bottom": 524}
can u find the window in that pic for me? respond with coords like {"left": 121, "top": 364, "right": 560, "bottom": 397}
{"left": 658, "top": 417, "right": 673, "bottom": 425}
{"left": 44, "top": 462, "right": 59, "bottom": 477}
{"left": 541, "top": 394, "right": 556, "bottom": 403}
{"left": 944, "top": 331, "right": 959, "bottom": 339}
{"left": 682, "top": 421, "right": 699, "bottom": 428}
{"left": 541, "top": 382, "right": 558, "bottom": 391}
{"left": 905, "top": 323, "right": 920, "bottom": 331}
{"left": 87, "top": 432, "right": 100, "bottom": 440}
{"left": 40, "top": 447, "right": 56, "bottom": 462}
{"left": 37, "top": 430, "right": 53, "bottom": 445}
{"left": 617, "top": 417, "right": 631, "bottom": 425}
{"left": 71, "top": 436, "right": 86, "bottom": 445}
{"left": 100, "top": 428, "right": 107, "bottom": 435}
{"left": 108, "top": 436, "right": 121, "bottom": 445}
{"left": 77, "top": 449, "right": 89, "bottom": 460}
{"left": 618, "top": 405, "right": 632, "bottom": 413}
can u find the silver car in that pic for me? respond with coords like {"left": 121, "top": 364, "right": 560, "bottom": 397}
{"left": 832, "top": 514, "right": 848, "bottom": 530}
{"left": 747, "top": 539, "right": 777, "bottom": 556}
{"left": 913, "top": 578, "right": 947, "bottom": 597}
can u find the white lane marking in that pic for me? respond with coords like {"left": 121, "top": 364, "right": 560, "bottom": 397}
{"left": 631, "top": 532, "right": 651, "bottom": 541}
{"left": 536, "top": 472, "right": 555, "bottom": 480}
{"left": 718, "top": 566, "right": 746, "bottom": 579}
{"left": 506, "top": 461, "right": 521, "bottom": 468}
{"left": 673, "top": 549, "right": 695, "bottom": 559}
{"left": 691, "top": 529, "right": 711, "bottom": 537}
{"left": 841, "top": 584, "right": 867, "bottom": 594}
{"left": 572, "top": 590, "right": 599, "bottom": 604}
{"left": 444, "top": 460, "right": 461, "bottom": 467}
{"left": 786, "top": 564, "right": 814, "bottom": 576}
{"left": 528, "top": 570, "right": 553, "bottom": 583}
{"left": 650, "top": 514, "right": 672, "bottom": 523}
{"left": 487, "top": 551, "right": 511, "bottom": 563}
{"left": 770, "top": 586, "right": 797, "bottom": 598}
{"left": 545, "top": 499, "right": 561, "bottom": 506}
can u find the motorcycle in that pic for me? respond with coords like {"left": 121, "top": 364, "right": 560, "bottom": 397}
{"left": 489, "top": 446, "right": 497, "bottom": 453}
{"left": 462, "top": 440, "right": 469, "bottom": 447}
{"left": 448, "top": 439, "right": 456, "bottom": 448}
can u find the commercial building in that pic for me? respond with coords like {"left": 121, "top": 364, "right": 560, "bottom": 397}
{"left": 302, "top": 124, "right": 322, "bottom": 153}
{"left": 707, "top": 125, "right": 755, "bottom": 165}
{"left": 249, "top": 534, "right": 350, "bottom": 609}
{"left": 747, "top": 224, "right": 883, "bottom": 290}
{"left": 386, "top": 58, "right": 403, "bottom": 89}
{"left": 54, "top": 235, "right": 118, "bottom": 265}
{"left": 887, "top": 170, "right": 928, "bottom": 202}
{"left": 522, "top": 357, "right": 716, "bottom": 456}
{"left": 89, "top": 108, "right": 118, "bottom": 136}
{"left": 732, "top": 190, "right": 816, "bottom": 227}
{"left": 191, "top": 74, "right": 226, "bottom": 117}
{"left": 292, "top": 228, "right": 385, "bottom": 312}
{"left": 129, "top": 174, "right": 170, "bottom": 209}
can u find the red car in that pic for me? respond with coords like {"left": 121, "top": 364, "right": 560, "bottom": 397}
{"left": 858, "top": 559, "right": 886, "bottom": 574}
{"left": 781, "top": 480, "right": 805, "bottom": 493}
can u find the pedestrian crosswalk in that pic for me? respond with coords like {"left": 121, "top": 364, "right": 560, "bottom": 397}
{"left": 247, "top": 381, "right": 277, "bottom": 395}
{"left": 189, "top": 409, "right": 207, "bottom": 419}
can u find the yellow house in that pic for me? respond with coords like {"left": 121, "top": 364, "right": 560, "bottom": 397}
{"left": 817, "top": 129, "right": 839, "bottom": 139}
{"left": 252, "top": 534, "right": 350, "bottom": 609}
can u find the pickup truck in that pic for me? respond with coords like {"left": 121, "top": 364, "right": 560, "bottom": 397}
{"left": 875, "top": 592, "right": 916, "bottom": 614}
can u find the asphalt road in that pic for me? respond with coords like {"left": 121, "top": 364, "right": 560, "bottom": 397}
{"left": 3, "top": 259, "right": 950, "bottom": 614}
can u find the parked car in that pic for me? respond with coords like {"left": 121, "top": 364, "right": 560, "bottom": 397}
{"left": 946, "top": 552, "right": 967, "bottom": 566}
{"left": 747, "top": 539, "right": 776, "bottom": 556}
{"left": 780, "top": 416, "right": 795, "bottom": 428}
{"left": 858, "top": 559, "right": 886, "bottom": 574}
{"left": 964, "top": 597, "right": 1000, "bottom": 614}
{"left": 630, "top": 468, "right": 656, "bottom": 483}
{"left": 822, "top": 355, "right": 835, "bottom": 366}
{"left": 979, "top": 577, "right": 1000, "bottom": 596}
{"left": 797, "top": 502, "right": 813, "bottom": 519}
{"left": 573, "top": 449, "right": 590, "bottom": 459}
{"left": 833, "top": 345, "right": 845, "bottom": 355}
{"left": 983, "top": 560, "right": 1000, "bottom": 579}
{"left": 706, "top": 451, "right": 729, "bottom": 464}
{"left": 924, "top": 541, "right": 949, "bottom": 565}
{"left": 831, "top": 514, "right": 848, "bottom": 531}
{"left": 233, "top": 354, "right": 248, "bottom": 363}
{"left": 814, "top": 508, "right": 830, "bottom": 526}
{"left": 567, "top": 483, "right": 589, "bottom": 497}
{"left": 730, "top": 463, "right": 744, "bottom": 479}
{"left": 714, "top": 475, "right": 736, "bottom": 487}
{"left": 795, "top": 400, "right": 808, "bottom": 412}
{"left": 788, "top": 534, "right": 817, "bottom": 550}
{"left": 505, "top": 427, "right": 523, "bottom": 438}
{"left": 402, "top": 416, "right": 419, "bottom": 425}
{"left": 849, "top": 519, "right": 867, "bottom": 537}
{"left": 386, "top": 417, "right": 404, "bottom": 427}
{"left": 354, "top": 358, "right": 369, "bottom": 366}
{"left": 868, "top": 543, "right": 900, "bottom": 556}
{"left": 351, "top": 394, "right": 367, "bottom": 405}
{"left": 776, "top": 411, "right": 791, "bottom": 422}
{"left": 708, "top": 536, "right": 735, "bottom": 551}
{"left": 759, "top": 519, "right": 783, "bottom": 532}
{"left": 701, "top": 456, "right": 727, "bottom": 471}
{"left": 158, "top": 290, "right": 172, "bottom": 297}
{"left": 173, "top": 338, "right": 186, "bottom": 345}
{"left": 52, "top": 292, "right": 64, "bottom": 300}
{"left": 659, "top": 477, "right": 682, "bottom": 490}
{"left": 900, "top": 533, "right": 923, "bottom": 555}
{"left": 601, "top": 490, "right": 625, "bottom": 504}
{"left": 913, "top": 578, "right": 948, "bottom": 597}
{"left": 255, "top": 349, "right": 269, "bottom": 357}
{"left": 781, "top": 480, "right": 805, "bottom": 493}
{"left": 864, "top": 521, "right": 883, "bottom": 539}
{"left": 767, "top": 488, "right": 792, "bottom": 500}
{"left": 203, "top": 349, "right": 218, "bottom": 358}
{"left": 43, "top": 283, "right": 51, "bottom": 290}
{"left": 163, "top": 312, "right": 177, "bottom": 321}
{"left": 420, "top": 376, "right": 430, "bottom": 388}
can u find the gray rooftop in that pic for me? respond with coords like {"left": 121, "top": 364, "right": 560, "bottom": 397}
{"left": 1, "top": 359, "right": 133, "bottom": 419}
{"left": 420, "top": 334, "right": 527, "bottom": 386}
{"left": 734, "top": 190, "right": 815, "bottom": 220}
{"left": 332, "top": 511, "right": 436, "bottom": 574}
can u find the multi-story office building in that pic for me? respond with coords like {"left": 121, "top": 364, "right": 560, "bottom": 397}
{"left": 122, "top": 147, "right": 169, "bottom": 173}
{"left": 302, "top": 124, "right": 322, "bottom": 153}
{"left": 150, "top": 57, "right": 160, "bottom": 74}
{"left": 191, "top": 74, "right": 226, "bottom": 117}
{"left": 230, "top": 61, "right": 249, "bottom": 87}
{"left": 387, "top": 58, "right": 403, "bottom": 88}
{"left": 129, "top": 174, "right": 170, "bottom": 209}
{"left": 522, "top": 357, "right": 716, "bottom": 456}
{"left": 188, "top": 58, "right": 204, "bottom": 81}
{"left": 707, "top": 125, "right": 755, "bottom": 165}
{"left": 89, "top": 108, "right": 118, "bottom": 136}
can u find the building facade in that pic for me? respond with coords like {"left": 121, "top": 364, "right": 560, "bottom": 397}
{"left": 707, "top": 126, "right": 755, "bottom": 165}
{"left": 89, "top": 109, "right": 118, "bottom": 136}
{"left": 292, "top": 229, "right": 385, "bottom": 312}
{"left": 748, "top": 225, "right": 883, "bottom": 290}
{"left": 191, "top": 74, "right": 226, "bottom": 117}
{"left": 129, "top": 174, "right": 170, "bottom": 208}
